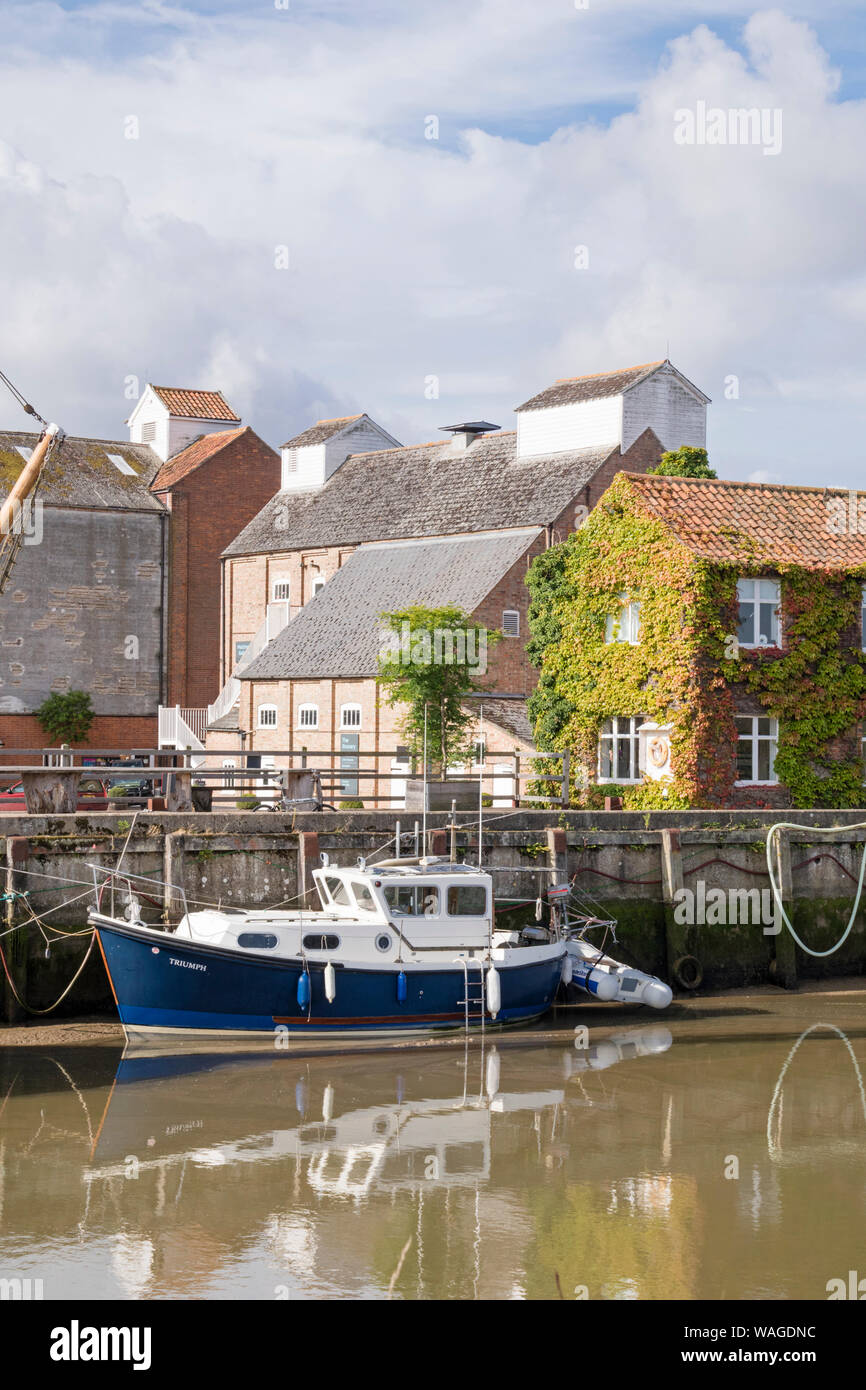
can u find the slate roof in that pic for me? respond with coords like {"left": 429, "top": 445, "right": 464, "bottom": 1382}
{"left": 0, "top": 430, "right": 164, "bottom": 512}
{"left": 241, "top": 529, "right": 542, "bottom": 680}
{"left": 620, "top": 473, "right": 866, "bottom": 570}
{"left": 150, "top": 425, "right": 256, "bottom": 492}
{"left": 150, "top": 386, "right": 239, "bottom": 421}
{"left": 462, "top": 695, "right": 534, "bottom": 747}
{"left": 224, "top": 431, "right": 613, "bottom": 557}
{"left": 515, "top": 361, "right": 666, "bottom": 413}
{"left": 281, "top": 414, "right": 363, "bottom": 449}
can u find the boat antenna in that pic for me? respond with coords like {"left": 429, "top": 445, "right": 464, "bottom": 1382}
{"left": 477, "top": 705, "right": 484, "bottom": 870}
{"left": 421, "top": 701, "right": 428, "bottom": 861}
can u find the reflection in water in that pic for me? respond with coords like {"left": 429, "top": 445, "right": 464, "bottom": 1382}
{"left": 0, "top": 1006, "right": 864, "bottom": 1300}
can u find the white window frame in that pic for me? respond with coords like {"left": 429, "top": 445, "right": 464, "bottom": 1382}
{"left": 502, "top": 610, "right": 520, "bottom": 638}
{"left": 471, "top": 737, "right": 486, "bottom": 769}
{"left": 598, "top": 716, "right": 645, "bottom": 783}
{"left": 298, "top": 703, "right": 319, "bottom": 729}
{"left": 221, "top": 758, "right": 236, "bottom": 789}
{"left": 605, "top": 593, "right": 641, "bottom": 646}
{"left": 272, "top": 576, "right": 291, "bottom": 602}
{"left": 734, "top": 715, "right": 779, "bottom": 785}
{"left": 312, "top": 576, "right": 326, "bottom": 597}
{"left": 737, "top": 578, "right": 781, "bottom": 649}
{"left": 257, "top": 703, "right": 278, "bottom": 729}
{"left": 106, "top": 452, "right": 137, "bottom": 476}
{"left": 340, "top": 703, "right": 362, "bottom": 729}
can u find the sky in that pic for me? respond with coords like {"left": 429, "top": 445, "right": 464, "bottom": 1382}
{"left": 0, "top": 0, "right": 865, "bottom": 485}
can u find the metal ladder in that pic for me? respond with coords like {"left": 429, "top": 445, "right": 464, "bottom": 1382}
{"left": 456, "top": 957, "right": 486, "bottom": 1035}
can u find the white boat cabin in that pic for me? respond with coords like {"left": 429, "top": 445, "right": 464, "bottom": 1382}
{"left": 171, "top": 857, "right": 519, "bottom": 965}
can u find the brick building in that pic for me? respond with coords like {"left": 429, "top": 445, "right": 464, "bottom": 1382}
{"left": 528, "top": 470, "right": 866, "bottom": 808}
{"left": 0, "top": 387, "right": 279, "bottom": 756}
{"left": 203, "top": 360, "right": 709, "bottom": 803}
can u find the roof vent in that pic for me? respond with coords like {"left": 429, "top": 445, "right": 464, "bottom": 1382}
{"left": 439, "top": 421, "right": 499, "bottom": 451}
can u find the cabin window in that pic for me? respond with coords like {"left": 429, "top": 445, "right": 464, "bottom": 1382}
{"left": 384, "top": 884, "right": 440, "bottom": 917}
{"left": 350, "top": 880, "right": 377, "bottom": 912}
{"left": 737, "top": 578, "right": 780, "bottom": 648}
{"left": 302, "top": 933, "right": 340, "bottom": 950}
{"left": 298, "top": 703, "right": 318, "bottom": 729}
{"left": 237, "top": 933, "right": 278, "bottom": 949}
{"left": 447, "top": 885, "right": 488, "bottom": 917}
{"left": 323, "top": 875, "right": 353, "bottom": 906}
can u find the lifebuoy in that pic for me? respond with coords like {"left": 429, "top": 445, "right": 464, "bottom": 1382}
{"left": 648, "top": 737, "right": 668, "bottom": 768}
{"left": 672, "top": 954, "right": 703, "bottom": 990}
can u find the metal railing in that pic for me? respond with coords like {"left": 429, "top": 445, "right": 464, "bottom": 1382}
{"left": 0, "top": 745, "right": 571, "bottom": 809}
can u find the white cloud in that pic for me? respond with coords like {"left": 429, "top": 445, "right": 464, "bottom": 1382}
{"left": 0, "top": 4, "right": 864, "bottom": 487}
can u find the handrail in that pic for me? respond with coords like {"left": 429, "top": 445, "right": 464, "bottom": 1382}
{"left": 87, "top": 862, "right": 189, "bottom": 922}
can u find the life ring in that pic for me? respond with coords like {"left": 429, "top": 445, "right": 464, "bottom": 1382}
{"left": 647, "top": 737, "right": 668, "bottom": 768}
{"left": 672, "top": 954, "right": 703, "bottom": 990}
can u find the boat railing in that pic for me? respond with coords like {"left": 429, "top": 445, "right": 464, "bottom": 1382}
{"left": 88, "top": 862, "right": 189, "bottom": 923}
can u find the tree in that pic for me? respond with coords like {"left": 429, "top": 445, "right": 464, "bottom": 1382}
{"left": 377, "top": 604, "right": 501, "bottom": 774}
{"left": 648, "top": 446, "right": 716, "bottom": 479}
{"left": 35, "top": 690, "right": 95, "bottom": 745}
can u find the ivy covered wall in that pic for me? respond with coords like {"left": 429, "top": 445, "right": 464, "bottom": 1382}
{"left": 525, "top": 473, "right": 866, "bottom": 809}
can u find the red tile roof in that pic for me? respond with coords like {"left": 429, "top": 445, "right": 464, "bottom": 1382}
{"left": 620, "top": 472, "right": 866, "bottom": 570}
{"left": 150, "top": 426, "right": 247, "bottom": 491}
{"left": 150, "top": 386, "right": 240, "bottom": 421}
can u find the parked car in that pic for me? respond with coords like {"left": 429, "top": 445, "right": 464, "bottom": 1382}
{"left": 0, "top": 776, "right": 111, "bottom": 812}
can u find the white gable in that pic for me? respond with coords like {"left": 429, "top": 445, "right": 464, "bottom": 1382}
{"left": 281, "top": 414, "right": 400, "bottom": 491}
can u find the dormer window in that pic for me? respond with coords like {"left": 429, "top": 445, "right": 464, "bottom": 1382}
{"left": 737, "top": 578, "right": 780, "bottom": 648}
{"left": 605, "top": 594, "right": 641, "bottom": 645}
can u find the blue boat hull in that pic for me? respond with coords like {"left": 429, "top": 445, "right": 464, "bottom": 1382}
{"left": 94, "top": 917, "right": 564, "bottom": 1042}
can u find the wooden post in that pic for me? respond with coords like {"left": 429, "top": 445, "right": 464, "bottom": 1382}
{"left": 2, "top": 838, "right": 28, "bottom": 1023}
{"left": 560, "top": 750, "right": 570, "bottom": 808}
{"left": 546, "top": 826, "right": 568, "bottom": 890}
{"left": 298, "top": 831, "right": 319, "bottom": 909}
{"left": 163, "top": 831, "right": 185, "bottom": 920}
{"left": 660, "top": 829, "right": 688, "bottom": 988}
{"left": 770, "top": 828, "right": 798, "bottom": 990}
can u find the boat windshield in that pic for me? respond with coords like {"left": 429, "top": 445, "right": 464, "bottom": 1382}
{"left": 447, "top": 885, "right": 488, "bottom": 916}
{"left": 350, "top": 880, "right": 378, "bottom": 912}
{"left": 384, "top": 884, "right": 440, "bottom": 917}
{"left": 324, "top": 875, "right": 354, "bottom": 906}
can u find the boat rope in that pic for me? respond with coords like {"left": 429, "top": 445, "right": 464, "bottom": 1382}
{"left": 766, "top": 821, "right": 866, "bottom": 958}
{"left": 0, "top": 366, "right": 48, "bottom": 428}
{"left": 0, "top": 929, "right": 96, "bottom": 1015}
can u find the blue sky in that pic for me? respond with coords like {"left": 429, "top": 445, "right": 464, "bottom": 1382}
{"left": 1, "top": 1, "right": 865, "bottom": 487}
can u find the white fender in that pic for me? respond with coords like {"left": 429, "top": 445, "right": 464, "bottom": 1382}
{"left": 561, "top": 954, "right": 573, "bottom": 986}
{"left": 324, "top": 961, "right": 336, "bottom": 1003}
{"left": 486, "top": 965, "right": 501, "bottom": 1019}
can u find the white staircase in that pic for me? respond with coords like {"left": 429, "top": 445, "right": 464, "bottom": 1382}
{"left": 206, "top": 601, "right": 290, "bottom": 728}
{"left": 157, "top": 706, "right": 206, "bottom": 765}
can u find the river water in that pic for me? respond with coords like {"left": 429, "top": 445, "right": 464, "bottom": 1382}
{"left": 1, "top": 994, "right": 864, "bottom": 1301}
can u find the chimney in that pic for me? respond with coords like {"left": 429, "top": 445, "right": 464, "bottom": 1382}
{"left": 439, "top": 421, "right": 499, "bottom": 452}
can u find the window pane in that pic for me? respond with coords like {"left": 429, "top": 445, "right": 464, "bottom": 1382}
{"left": 324, "top": 876, "right": 352, "bottom": 906}
{"left": 616, "top": 737, "right": 630, "bottom": 776}
{"left": 385, "top": 885, "right": 439, "bottom": 916}
{"left": 758, "top": 603, "right": 776, "bottom": 644}
{"left": 757, "top": 740, "right": 771, "bottom": 782}
{"left": 736, "top": 734, "right": 754, "bottom": 781}
{"left": 738, "top": 601, "right": 754, "bottom": 644}
{"left": 351, "top": 881, "right": 377, "bottom": 911}
{"left": 757, "top": 718, "right": 772, "bottom": 736}
{"left": 447, "top": 885, "right": 487, "bottom": 916}
{"left": 599, "top": 739, "right": 613, "bottom": 778}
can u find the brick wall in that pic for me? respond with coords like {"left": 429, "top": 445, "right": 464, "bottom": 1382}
{"left": 0, "top": 713, "right": 158, "bottom": 762}
{"left": 157, "top": 430, "right": 280, "bottom": 709}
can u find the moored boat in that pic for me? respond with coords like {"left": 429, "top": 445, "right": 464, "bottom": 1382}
{"left": 89, "top": 855, "right": 566, "bottom": 1048}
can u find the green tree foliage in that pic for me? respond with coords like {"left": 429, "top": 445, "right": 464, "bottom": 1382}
{"left": 647, "top": 446, "right": 716, "bottom": 479}
{"left": 377, "top": 605, "right": 500, "bottom": 773}
{"left": 35, "top": 690, "right": 95, "bottom": 745}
